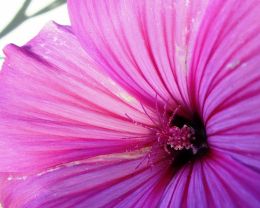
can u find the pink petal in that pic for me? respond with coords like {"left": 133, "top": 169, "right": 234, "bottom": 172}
{"left": 160, "top": 151, "right": 260, "bottom": 207}
{"left": 202, "top": 151, "right": 260, "bottom": 207}
{"left": 1, "top": 0, "right": 259, "bottom": 206}
{"left": 191, "top": 0, "right": 260, "bottom": 118}
{"left": 68, "top": 0, "right": 209, "bottom": 111}
{"left": 0, "top": 22, "right": 155, "bottom": 174}
{"left": 0, "top": 151, "right": 171, "bottom": 207}
{"left": 160, "top": 165, "right": 193, "bottom": 207}
{"left": 190, "top": 0, "right": 260, "bottom": 172}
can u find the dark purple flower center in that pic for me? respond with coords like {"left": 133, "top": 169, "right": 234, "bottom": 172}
{"left": 165, "top": 113, "right": 209, "bottom": 169}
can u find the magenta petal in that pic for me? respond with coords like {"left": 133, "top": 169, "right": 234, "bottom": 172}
{"left": 192, "top": 0, "right": 260, "bottom": 120}
{"left": 0, "top": 22, "right": 155, "bottom": 174}
{"left": 1, "top": 152, "right": 170, "bottom": 207}
{"left": 160, "top": 160, "right": 211, "bottom": 207}
{"left": 161, "top": 152, "right": 260, "bottom": 207}
{"left": 202, "top": 152, "right": 260, "bottom": 207}
{"left": 68, "top": 0, "right": 209, "bottom": 109}
{"left": 189, "top": 1, "right": 260, "bottom": 111}
{"left": 190, "top": 1, "right": 260, "bottom": 172}
{"left": 1, "top": 0, "right": 260, "bottom": 207}
{"left": 160, "top": 165, "right": 193, "bottom": 207}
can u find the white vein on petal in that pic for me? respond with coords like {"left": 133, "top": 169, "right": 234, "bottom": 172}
{"left": 6, "top": 148, "right": 150, "bottom": 181}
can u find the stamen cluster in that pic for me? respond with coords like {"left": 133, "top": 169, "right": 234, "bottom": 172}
{"left": 157, "top": 123, "right": 195, "bottom": 154}
{"left": 166, "top": 125, "right": 195, "bottom": 151}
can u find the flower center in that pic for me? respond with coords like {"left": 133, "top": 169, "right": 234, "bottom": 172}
{"left": 165, "top": 125, "right": 195, "bottom": 152}
{"left": 162, "top": 113, "right": 209, "bottom": 168}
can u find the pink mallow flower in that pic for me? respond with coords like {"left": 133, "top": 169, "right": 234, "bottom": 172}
{"left": 0, "top": 0, "right": 260, "bottom": 207}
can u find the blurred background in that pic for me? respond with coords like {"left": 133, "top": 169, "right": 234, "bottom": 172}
{"left": 0, "top": 0, "right": 70, "bottom": 67}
